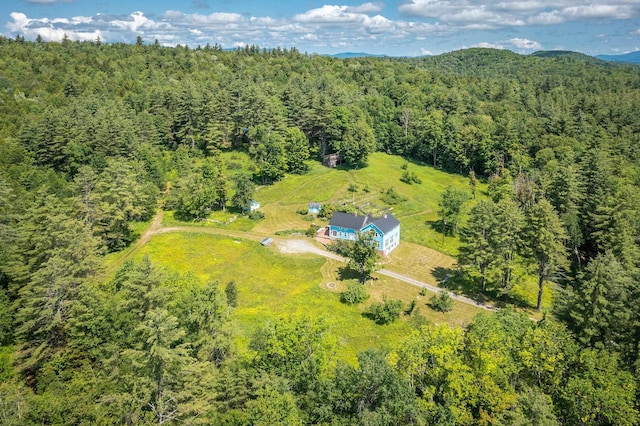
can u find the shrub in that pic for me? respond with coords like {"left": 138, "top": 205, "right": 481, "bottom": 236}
{"left": 429, "top": 290, "right": 453, "bottom": 312}
{"left": 380, "top": 187, "right": 407, "bottom": 205}
{"left": 275, "top": 229, "right": 305, "bottom": 236}
{"left": 248, "top": 210, "right": 265, "bottom": 221}
{"left": 400, "top": 169, "right": 422, "bottom": 185}
{"left": 340, "top": 282, "right": 369, "bottom": 305}
{"left": 318, "top": 204, "right": 335, "bottom": 219}
{"left": 405, "top": 299, "right": 417, "bottom": 315}
{"left": 225, "top": 281, "right": 238, "bottom": 307}
{"left": 296, "top": 208, "right": 308, "bottom": 215}
{"left": 226, "top": 160, "right": 244, "bottom": 170}
{"left": 419, "top": 288, "right": 428, "bottom": 297}
{"left": 327, "top": 239, "right": 352, "bottom": 257}
{"left": 366, "top": 296, "right": 404, "bottom": 324}
{"left": 305, "top": 224, "right": 320, "bottom": 237}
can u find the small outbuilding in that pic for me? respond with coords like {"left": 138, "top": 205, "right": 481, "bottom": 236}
{"left": 322, "top": 153, "right": 344, "bottom": 168}
{"left": 308, "top": 202, "right": 322, "bottom": 215}
{"left": 249, "top": 200, "right": 260, "bottom": 212}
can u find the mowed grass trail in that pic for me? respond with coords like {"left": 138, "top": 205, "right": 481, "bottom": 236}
{"left": 135, "top": 232, "right": 482, "bottom": 362}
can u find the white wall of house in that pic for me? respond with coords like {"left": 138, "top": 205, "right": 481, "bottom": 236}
{"left": 381, "top": 225, "right": 400, "bottom": 255}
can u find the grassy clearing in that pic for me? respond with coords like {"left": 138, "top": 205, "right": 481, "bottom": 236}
{"left": 134, "top": 232, "right": 483, "bottom": 362}
{"left": 141, "top": 150, "right": 548, "bottom": 346}
{"left": 247, "top": 153, "right": 485, "bottom": 256}
{"left": 162, "top": 210, "right": 256, "bottom": 232}
{"left": 171, "top": 152, "right": 486, "bottom": 255}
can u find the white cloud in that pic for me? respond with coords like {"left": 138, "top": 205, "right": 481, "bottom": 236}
{"left": 399, "top": 0, "right": 640, "bottom": 29}
{"left": 5, "top": 1, "right": 640, "bottom": 54}
{"left": 346, "top": 2, "right": 385, "bottom": 14}
{"left": 509, "top": 37, "right": 542, "bottom": 50}
{"left": 162, "top": 10, "right": 246, "bottom": 25}
{"left": 420, "top": 47, "right": 433, "bottom": 55}
{"left": 293, "top": 5, "right": 366, "bottom": 24}
{"left": 562, "top": 4, "right": 635, "bottom": 20}
{"left": 528, "top": 10, "right": 565, "bottom": 24}
{"left": 473, "top": 41, "right": 505, "bottom": 49}
{"left": 8, "top": 11, "right": 101, "bottom": 42}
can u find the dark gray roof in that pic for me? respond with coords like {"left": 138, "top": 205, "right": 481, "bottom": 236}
{"left": 369, "top": 214, "right": 400, "bottom": 234}
{"left": 329, "top": 211, "right": 368, "bottom": 230}
{"left": 329, "top": 211, "right": 399, "bottom": 234}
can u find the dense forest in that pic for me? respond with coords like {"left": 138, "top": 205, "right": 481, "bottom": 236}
{"left": 0, "top": 36, "right": 639, "bottom": 424}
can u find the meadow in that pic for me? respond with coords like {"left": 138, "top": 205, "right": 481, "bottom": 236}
{"left": 112, "top": 152, "right": 548, "bottom": 361}
{"left": 253, "top": 152, "right": 477, "bottom": 256}
{"left": 134, "top": 232, "right": 482, "bottom": 362}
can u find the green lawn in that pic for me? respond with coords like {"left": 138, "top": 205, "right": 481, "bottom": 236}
{"left": 118, "top": 151, "right": 546, "bottom": 363}
{"left": 248, "top": 153, "right": 486, "bottom": 256}
{"left": 134, "top": 232, "right": 482, "bottom": 363}
{"left": 162, "top": 210, "right": 256, "bottom": 232}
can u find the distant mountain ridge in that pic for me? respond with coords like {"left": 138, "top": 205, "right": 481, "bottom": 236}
{"left": 330, "top": 52, "right": 386, "bottom": 59}
{"left": 330, "top": 49, "right": 640, "bottom": 64}
{"left": 596, "top": 51, "right": 640, "bottom": 64}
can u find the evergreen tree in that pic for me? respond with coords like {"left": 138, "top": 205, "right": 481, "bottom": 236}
{"left": 283, "top": 127, "right": 310, "bottom": 174}
{"left": 492, "top": 198, "right": 525, "bottom": 291}
{"left": 14, "top": 195, "right": 99, "bottom": 376}
{"left": 525, "top": 198, "right": 568, "bottom": 311}
{"left": 458, "top": 200, "right": 498, "bottom": 293}
{"left": 555, "top": 252, "right": 637, "bottom": 365}
{"left": 438, "top": 186, "right": 470, "bottom": 235}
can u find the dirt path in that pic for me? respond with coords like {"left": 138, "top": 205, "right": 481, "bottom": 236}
{"left": 275, "top": 238, "right": 493, "bottom": 311}
{"left": 121, "top": 210, "right": 493, "bottom": 312}
{"left": 139, "top": 209, "right": 164, "bottom": 246}
{"left": 377, "top": 269, "right": 494, "bottom": 311}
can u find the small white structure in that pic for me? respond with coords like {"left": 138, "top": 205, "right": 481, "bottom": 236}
{"left": 308, "top": 202, "right": 321, "bottom": 215}
{"left": 249, "top": 200, "right": 260, "bottom": 212}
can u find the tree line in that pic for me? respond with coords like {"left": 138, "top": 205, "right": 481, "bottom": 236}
{"left": 0, "top": 36, "right": 638, "bottom": 423}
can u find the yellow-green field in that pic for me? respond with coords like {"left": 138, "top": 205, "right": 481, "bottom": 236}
{"left": 252, "top": 152, "right": 484, "bottom": 256}
{"left": 105, "top": 152, "right": 548, "bottom": 362}
{"left": 133, "top": 232, "right": 483, "bottom": 362}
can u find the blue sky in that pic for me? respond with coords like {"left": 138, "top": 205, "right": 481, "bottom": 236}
{"left": 2, "top": 1, "right": 639, "bottom": 56}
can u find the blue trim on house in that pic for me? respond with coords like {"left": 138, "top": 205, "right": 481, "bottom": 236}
{"left": 328, "top": 212, "right": 400, "bottom": 255}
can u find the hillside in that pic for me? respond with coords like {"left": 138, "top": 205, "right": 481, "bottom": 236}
{"left": 596, "top": 50, "right": 640, "bottom": 64}
{"left": 0, "top": 39, "right": 638, "bottom": 424}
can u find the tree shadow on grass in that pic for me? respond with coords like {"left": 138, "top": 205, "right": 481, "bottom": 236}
{"left": 435, "top": 266, "right": 535, "bottom": 309}
{"left": 494, "top": 290, "right": 533, "bottom": 310}
{"left": 337, "top": 265, "right": 361, "bottom": 282}
{"left": 434, "top": 266, "right": 490, "bottom": 305}
{"left": 426, "top": 219, "right": 445, "bottom": 233}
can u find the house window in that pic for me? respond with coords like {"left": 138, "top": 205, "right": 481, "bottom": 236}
{"left": 332, "top": 230, "right": 337, "bottom": 237}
